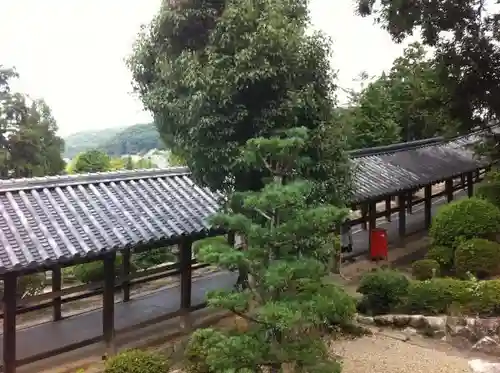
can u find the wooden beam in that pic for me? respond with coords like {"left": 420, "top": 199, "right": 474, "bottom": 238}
{"left": 122, "top": 249, "right": 131, "bottom": 302}
{"left": 467, "top": 172, "right": 474, "bottom": 198}
{"left": 360, "top": 204, "right": 368, "bottom": 230}
{"left": 407, "top": 191, "right": 413, "bottom": 214}
{"left": 52, "top": 267, "right": 62, "bottom": 321}
{"left": 385, "top": 198, "right": 391, "bottom": 222}
{"left": 3, "top": 272, "right": 17, "bottom": 373}
{"left": 397, "top": 193, "right": 406, "bottom": 239}
{"left": 424, "top": 185, "right": 432, "bottom": 229}
{"left": 445, "top": 179, "right": 454, "bottom": 203}
{"left": 102, "top": 253, "right": 116, "bottom": 356}
{"left": 179, "top": 238, "right": 193, "bottom": 330}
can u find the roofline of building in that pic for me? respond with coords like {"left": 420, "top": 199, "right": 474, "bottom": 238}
{"left": 348, "top": 137, "right": 445, "bottom": 158}
{"left": 0, "top": 166, "right": 191, "bottom": 193}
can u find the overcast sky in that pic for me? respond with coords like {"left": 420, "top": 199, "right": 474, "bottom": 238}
{"left": 0, "top": 0, "right": 413, "bottom": 137}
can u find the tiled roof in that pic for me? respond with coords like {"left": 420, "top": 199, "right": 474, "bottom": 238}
{"left": 0, "top": 167, "right": 221, "bottom": 273}
{"left": 350, "top": 130, "right": 489, "bottom": 202}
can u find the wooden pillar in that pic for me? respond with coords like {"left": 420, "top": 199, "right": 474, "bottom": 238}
{"left": 460, "top": 174, "right": 466, "bottom": 190}
{"left": 179, "top": 238, "right": 193, "bottom": 330}
{"left": 424, "top": 185, "right": 432, "bottom": 229}
{"left": 3, "top": 272, "right": 17, "bottom": 373}
{"left": 360, "top": 204, "right": 368, "bottom": 230}
{"left": 385, "top": 198, "right": 391, "bottom": 222}
{"left": 467, "top": 171, "right": 474, "bottom": 198}
{"left": 122, "top": 249, "right": 131, "bottom": 302}
{"left": 102, "top": 253, "right": 116, "bottom": 356}
{"left": 397, "top": 193, "right": 406, "bottom": 239}
{"left": 475, "top": 170, "right": 480, "bottom": 182}
{"left": 227, "top": 231, "right": 235, "bottom": 247}
{"left": 52, "top": 267, "right": 62, "bottom": 321}
{"left": 445, "top": 178, "right": 454, "bottom": 203}
{"left": 407, "top": 191, "right": 413, "bottom": 214}
{"left": 368, "top": 201, "right": 376, "bottom": 250}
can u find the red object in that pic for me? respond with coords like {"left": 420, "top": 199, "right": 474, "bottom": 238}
{"left": 370, "top": 228, "right": 388, "bottom": 260}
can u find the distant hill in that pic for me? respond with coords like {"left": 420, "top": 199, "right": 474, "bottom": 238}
{"left": 99, "top": 123, "right": 164, "bottom": 156}
{"left": 63, "top": 123, "right": 164, "bottom": 158}
{"left": 63, "top": 127, "right": 126, "bottom": 158}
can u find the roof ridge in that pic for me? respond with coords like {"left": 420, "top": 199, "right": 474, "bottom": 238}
{"left": 349, "top": 137, "right": 444, "bottom": 158}
{"left": 0, "top": 166, "right": 191, "bottom": 193}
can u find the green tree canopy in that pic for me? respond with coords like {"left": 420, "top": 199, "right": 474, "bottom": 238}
{"left": 342, "top": 42, "right": 459, "bottom": 149}
{"left": 355, "top": 0, "right": 500, "bottom": 147}
{"left": 129, "top": 0, "right": 351, "bottom": 204}
{"left": 188, "top": 127, "right": 355, "bottom": 372}
{"left": 0, "top": 66, "right": 65, "bottom": 178}
{"left": 70, "top": 149, "right": 111, "bottom": 174}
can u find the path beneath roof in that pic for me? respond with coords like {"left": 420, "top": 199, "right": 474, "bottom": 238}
{"left": 0, "top": 188, "right": 467, "bottom": 367}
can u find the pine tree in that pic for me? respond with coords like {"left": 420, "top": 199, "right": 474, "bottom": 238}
{"left": 186, "top": 127, "right": 356, "bottom": 373}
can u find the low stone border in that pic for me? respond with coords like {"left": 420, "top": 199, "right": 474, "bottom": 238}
{"left": 355, "top": 314, "right": 500, "bottom": 356}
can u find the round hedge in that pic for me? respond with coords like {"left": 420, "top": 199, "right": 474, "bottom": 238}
{"left": 356, "top": 269, "right": 409, "bottom": 315}
{"left": 475, "top": 182, "right": 500, "bottom": 208}
{"left": 425, "top": 245, "right": 454, "bottom": 271}
{"left": 104, "top": 349, "right": 168, "bottom": 373}
{"left": 184, "top": 328, "right": 225, "bottom": 373}
{"left": 429, "top": 197, "right": 500, "bottom": 248}
{"left": 454, "top": 238, "right": 500, "bottom": 279}
{"left": 411, "top": 259, "right": 440, "bottom": 280}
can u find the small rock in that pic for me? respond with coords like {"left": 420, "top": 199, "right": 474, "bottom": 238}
{"left": 409, "top": 315, "right": 426, "bottom": 329}
{"left": 424, "top": 316, "right": 446, "bottom": 332}
{"left": 392, "top": 314, "right": 410, "bottom": 328}
{"left": 469, "top": 359, "right": 500, "bottom": 373}
{"left": 472, "top": 336, "right": 500, "bottom": 355}
{"left": 374, "top": 315, "right": 394, "bottom": 326}
{"left": 356, "top": 315, "right": 375, "bottom": 325}
{"left": 402, "top": 326, "right": 418, "bottom": 337}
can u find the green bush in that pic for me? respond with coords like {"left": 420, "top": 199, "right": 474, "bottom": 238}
{"left": 403, "top": 278, "right": 471, "bottom": 315}
{"left": 132, "top": 246, "right": 175, "bottom": 270}
{"left": 454, "top": 238, "right": 500, "bottom": 279}
{"left": 425, "top": 245, "right": 454, "bottom": 271}
{"left": 411, "top": 259, "right": 440, "bottom": 280}
{"left": 429, "top": 197, "right": 500, "bottom": 248}
{"left": 184, "top": 328, "right": 225, "bottom": 373}
{"left": 104, "top": 349, "right": 169, "bottom": 373}
{"left": 475, "top": 182, "right": 500, "bottom": 208}
{"left": 356, "top": 269, "right": 409, "bottom": 315}
{"left": 465, "top": 280, "right": 500, "bottom": 316}
{"left": 73, "top": 255, "right": 124, "bottom": 284}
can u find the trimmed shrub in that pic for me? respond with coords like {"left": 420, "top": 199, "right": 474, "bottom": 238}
{"left": 132, "top": 246, "right": 175, "bottom": 270}
{"left": 356, "top": 269, "right": 409, "bottom": 315}
{"left": 465, "top": 280, "right": 500, "bottom": 316}
{"left": 73, "top": 255, "right": 124, "bottom": 284}
{"left": 429, "top": 197, "right": 500, "bottom": 248}
{"left": 475, "top": 182, "right": 500, "bottom": 208}
{"left": 403, "top": 278, "right": 471, "bottom": 315}
{"left": 104, "top": 349, "right": 169, "bottom": 373}
{"left": 411, "top": 259, "right": 440, "bottom": 280}
{"left": 184, "top": 328, "right": 225, "bottom": 373}
{"left": 425, "top": 245, "right": 454, "bottom": 271}
{"left": 454, "top": 238, "right": 500, "bottom": 279}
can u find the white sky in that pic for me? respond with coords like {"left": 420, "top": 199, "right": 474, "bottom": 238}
{"left": 0, "top": 0, "right": 413, "bottom": 137}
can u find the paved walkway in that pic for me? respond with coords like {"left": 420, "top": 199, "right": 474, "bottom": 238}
{"left": 1, "top": 189, "right": 466, "bottom": 366}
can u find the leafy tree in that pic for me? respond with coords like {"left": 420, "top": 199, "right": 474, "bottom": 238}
{"left": 355, "top": 0, "right": 500, "bottom": 150}
{"left": 98, "top": 123, "right": 164, "bottom": 156}
{"left": 188, "top": 127, "right": 354, "bottom": 372}
{"left": 109, "top": 157, "right": 125, "bottom": 170}
{"left": 342, "top": 42, "right": 460, "bottom": 149}
{"left": 129, "top": 0, "right": 351, "bottom": 204}
{"left": 0, "top": 66, "right": 65, "bottom": 178}
{"left": 70, "top": 150, "right": 111, "bottom": 174}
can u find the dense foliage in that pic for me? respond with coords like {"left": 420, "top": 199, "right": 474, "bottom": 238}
{"left": 429, "top": 198, "right": 500, "bottom": 248}
{"left": 356, "top": 269, "right": 409, "bottom": 315}
{"left": 0, "top": 66, "right": 65, "bottom": 177}
{"left": 475, "top": 169, "right": 500, "bottom": 208}
{"left": 341, "top": 42, "right": 459, "bottom": 149}
{"left": 104, "top": 349, "right": 169, "bottom": 373}
{"left": 411, "top": 259, "right": 440, "bottom": 281}
{"left": 425, "top": 245, "right": 454, "bottom": 272}
{"left": 73, "top": 255, "right": 125, "bottom": 284}
{"left": 70, "top": 149, "right": 112, "bottom": 174}
{"left": 355, "top": 0, "right": 500, "bottom": 157}
{"left": 454, "top": 238, "right": 500, "bottom": 279}
{"left": 130, "top": 0, "right": 351, "bottom": 204}
{"left": 185, "top": 127, "right": 354, "bottom": 372}
{"left": 63, "top": 127, "right": 125, "bottom": 159}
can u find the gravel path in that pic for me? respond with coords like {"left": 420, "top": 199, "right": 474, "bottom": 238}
{"left": 335, "top": 335, "right": 471, "bottom": 373}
